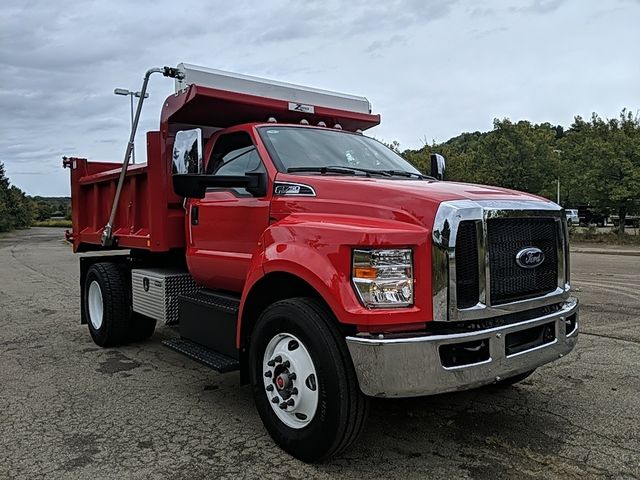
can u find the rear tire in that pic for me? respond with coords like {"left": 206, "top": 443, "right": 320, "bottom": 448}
{"left": 85, "top": 262, "right": 131, "bottom": 347}
{"left": 84, "top": 262, "right": 156, "bottom": 346}
{"left": 249, "top": 297, "right": 368, "bottom": 463}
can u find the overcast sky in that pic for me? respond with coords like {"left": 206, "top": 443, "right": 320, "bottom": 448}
{"left": 1, "top": 0, "right": 638, "bottom": 196}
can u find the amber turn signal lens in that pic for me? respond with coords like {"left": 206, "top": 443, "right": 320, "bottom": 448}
{"left": 354, "top": 267, "right": 378, "bottom": 279}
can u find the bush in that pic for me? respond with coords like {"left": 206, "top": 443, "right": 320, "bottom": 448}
{"left": 32, "top": 219, "right": 72, "bottom": 228}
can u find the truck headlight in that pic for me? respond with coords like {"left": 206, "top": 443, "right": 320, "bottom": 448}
{"left": 352, "top": 249, "right": 413, "bottom": 308}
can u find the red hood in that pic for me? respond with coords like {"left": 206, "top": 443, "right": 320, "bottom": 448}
{"left": 271, "top": 174, "right": 555, "bottom": 229}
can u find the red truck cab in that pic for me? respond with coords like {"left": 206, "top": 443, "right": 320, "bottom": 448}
{"left": 65, "top": 64, "right": 578, "bottom": 462}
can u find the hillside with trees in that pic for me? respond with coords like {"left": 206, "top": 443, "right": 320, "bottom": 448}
{"left": 404, "top": 109, "right": 640, "bottom": 233}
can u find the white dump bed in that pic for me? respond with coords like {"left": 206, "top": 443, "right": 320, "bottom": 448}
{"left": 175, "top": 63, "right": 372, "bottom": 115}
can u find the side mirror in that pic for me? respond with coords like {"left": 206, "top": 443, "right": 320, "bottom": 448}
{"left": 173, "top": 129, "right": 203, "bottom": 174}
{"left": 430, "top": 153, "right": 446, "bottom": 180}
{"left": 173, "top": 173, "right": 267, "bottom": 199}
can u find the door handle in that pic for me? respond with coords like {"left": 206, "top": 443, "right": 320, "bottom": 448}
{"left": 191, "top": 205, "right": 199, "bottom": 225}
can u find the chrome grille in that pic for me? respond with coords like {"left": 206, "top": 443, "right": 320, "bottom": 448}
{"left": 487, "top": 218, "right": 558, "bottom": 304}
{"left": 432, "top": 199, "right": 570, "bottom": 322}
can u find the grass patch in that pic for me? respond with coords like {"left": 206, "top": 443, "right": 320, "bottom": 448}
{"left": 569, "top": 226, "right": 640, "bottom": 245}
{"left": 33, "top": 219, "right": 72, "bottom": 228}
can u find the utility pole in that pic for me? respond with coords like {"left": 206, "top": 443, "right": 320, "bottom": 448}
{"left": 113, "top": 88, "right": 149, "bottom": 163}
{"left": 553, "top": 149, "right": 563, "bottom": 206}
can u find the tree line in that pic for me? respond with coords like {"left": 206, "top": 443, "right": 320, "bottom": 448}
{"left": 0, "top": 163, "right": 70, "bottom": 232}
{"left": 403, "top": 109, "right": 640, "bottom": 231}
{"left": 1, "top": 109, "right": 638, "bottom": 233}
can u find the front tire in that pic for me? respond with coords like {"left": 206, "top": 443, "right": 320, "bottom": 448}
{"left": 249, "top": 297, "right": 368, "bottom": 463}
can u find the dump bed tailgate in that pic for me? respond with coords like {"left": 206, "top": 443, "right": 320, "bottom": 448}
{"left": 65, "top": 131, "right": 185, "bottom": 252}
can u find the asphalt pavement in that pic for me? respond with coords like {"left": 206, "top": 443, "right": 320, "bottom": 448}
{"left": 1, "top": 228, "right": 638, "bottom": 479}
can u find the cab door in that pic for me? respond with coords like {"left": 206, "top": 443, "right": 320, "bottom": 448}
{"left": 186, "top": 131, "right": 270, "bottom": 292}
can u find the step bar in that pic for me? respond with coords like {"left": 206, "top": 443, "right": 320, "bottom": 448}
{"left": 162, "top": 338, "right": 240, "bottom": 373}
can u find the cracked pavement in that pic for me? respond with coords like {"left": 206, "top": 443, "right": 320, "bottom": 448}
{"left": 0, "top": 228, "right": 638, "bottom": 479}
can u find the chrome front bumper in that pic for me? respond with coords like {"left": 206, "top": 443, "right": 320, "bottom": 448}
{"left": 346, "top": 298, "right": 579, "bottom": 398}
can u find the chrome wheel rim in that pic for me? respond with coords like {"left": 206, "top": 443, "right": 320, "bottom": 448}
{"left": 262, "top": 333, "right": 318, "bottom": 429}
{"left": 88, "top": 280, "right": 104, "bottom": 330}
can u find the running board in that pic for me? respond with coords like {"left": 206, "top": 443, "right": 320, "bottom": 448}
{"left": 162, "top": 338, "right": 240, "bottom": 373}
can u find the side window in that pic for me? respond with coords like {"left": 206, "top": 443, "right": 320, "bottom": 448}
{"left": 215, "top": 147, "right": 261, "bottom": 176}
{"left": 207, "top": 132, "right": 265, "bottom": 195}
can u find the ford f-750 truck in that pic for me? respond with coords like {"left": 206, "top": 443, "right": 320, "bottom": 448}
{"left": 64, "top": 64, "right": 578, "bottom": 462}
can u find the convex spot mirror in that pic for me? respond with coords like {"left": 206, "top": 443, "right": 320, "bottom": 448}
{"left": 173, "top": 128, "right": 203, "bottom": 174}
{"left": 430, "top": 153, "right": 446, "bottom": 180}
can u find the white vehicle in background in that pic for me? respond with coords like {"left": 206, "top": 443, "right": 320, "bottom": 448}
{"left": 566, "top": 209, "right": 579, "bottom": 225}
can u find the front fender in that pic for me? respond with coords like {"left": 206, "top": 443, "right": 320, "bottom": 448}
{"left": 240, "top": 213, "right": 432, "bottom": 331}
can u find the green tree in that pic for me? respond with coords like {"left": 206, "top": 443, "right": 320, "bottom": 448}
{"left": 559, "top": 110, "right": 640, "bottom": 235}
{"left": 0, "top": 162, "right": 13, "bottom": 232}
{"left": 0, "top": 162, "right": 36, "bottom": 232}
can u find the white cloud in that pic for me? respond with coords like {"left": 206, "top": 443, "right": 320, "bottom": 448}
{"left": 0, "top": 0, "right": 638, "bottom": 195}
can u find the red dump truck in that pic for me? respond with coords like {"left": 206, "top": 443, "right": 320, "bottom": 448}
{"left": 64, "top": 64, "right": 578, "bottom": 462}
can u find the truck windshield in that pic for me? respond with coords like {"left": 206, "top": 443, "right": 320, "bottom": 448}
{"left": 258, "top": 126, "right": 424, "bottom": 178}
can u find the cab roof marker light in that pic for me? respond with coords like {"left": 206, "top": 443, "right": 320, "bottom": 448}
{"left": 317, "top": 121, "right": 327, "bottom": 127}
{"left": 267, "top": 117, "right": 277, "bottom": 123}
{"left": 355, "top": 129, "right": 363, "bottom": 135}
{"left": 300, "top": 119, "right": 309, "bottom": 125}
{"left": 334, "top": 124, "right": 342, "bottom": 130}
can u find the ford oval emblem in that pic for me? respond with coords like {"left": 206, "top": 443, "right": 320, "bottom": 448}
{"left": 515, "top": 247, "right": 545, "bottom": 269}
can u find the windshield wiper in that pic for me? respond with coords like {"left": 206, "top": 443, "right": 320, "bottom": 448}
{"left": 288, "top": 166, "right": 361, "bottom": 176}
{"left": 380, "top": 170, "right": 434, "bottom": 180}
{"left": 287, "top": 166, "right": 429, "bottom": 179}
{"left": 288, "top": 166, "right": 393, "bottom": 177}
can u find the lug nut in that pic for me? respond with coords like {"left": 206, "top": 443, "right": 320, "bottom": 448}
{"left": 286, "top": 398, "right": 295, "bottom": 406}
{"left": 291, "top": 387, "right": 298, "bottom": 395}
{"left": 289, "top": 373, "right": 296, "bottom": 380}
{"left": 264, "top": 371, "right": 272, "bottom": 378}
{"left": 271, "top": 397, "right": 279, "bottom": 403}
{"left": 282, "top": 360, "right": 290, "bottom": 368}
{"left": 266, "top": 384, "right": 274, "bottom": 392}
{"left": 274, "top": 355, "right": 282, "bottom": 363}
{"left": 279, "top": 402, "right": 287, "bottom": 409}
{"left": 267, "top": 360, "right": 275, "bottom": 367}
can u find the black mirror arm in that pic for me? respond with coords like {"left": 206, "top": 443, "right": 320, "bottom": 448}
{"left": 245, "top": 171, "right": 268, "bottom": 197}
{"left": 172, "top": 173, "right": 267, "bottom": 199}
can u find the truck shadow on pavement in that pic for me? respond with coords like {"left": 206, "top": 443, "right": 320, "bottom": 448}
{"left": 191, "top": 363, "right": 573, "bottom": 477}
{"left": 318, "top": 382, "right": 574, "bottom": 477}
{"left": 78, "top": 336, "right": 589, "bottom": 478}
